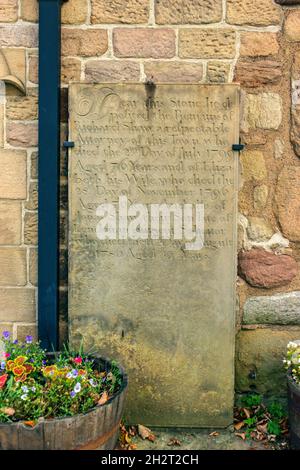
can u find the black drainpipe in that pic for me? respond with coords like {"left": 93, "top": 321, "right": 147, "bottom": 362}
{"left": 38, "top": 0, "right": 66, "bottom": 350}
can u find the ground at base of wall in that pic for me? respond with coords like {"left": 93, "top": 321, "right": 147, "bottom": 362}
{"left": 119, "top": 427, "right": 289, "bottom": 451}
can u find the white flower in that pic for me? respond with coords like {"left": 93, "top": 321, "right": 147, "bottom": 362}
{"left": 74, "top": 382, "right": 81, "bottom": 394}
{"left": 21, "top": 394, "right": 28, "bottom": 401}
{"left": 66, "top": 372, "right": 73, "bottom": 379}
{"left": 21, "top": 386, "right": 29, "bottom": 393}
{"left": 89, "top": 379, "right": 97, "bottom": 387}
{"left": 31, "top": 386, "right": 36, "bottom": 392}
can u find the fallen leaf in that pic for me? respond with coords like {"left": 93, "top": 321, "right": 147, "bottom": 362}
{"left": 234, "top": 421, "right": 245, "bottom": 431}
{"left": 138, "top": 424, "right": 156, "bottom": 442}
{"left": 235, "top": 432, "right": 246, "bottom": 440}
{"left": 243, "top": 408, "right": 251, "bottom": 419}
{"left": 209, "top": 431, "right": 219, "bottom": 437}
{"left": 23, "top": 420, "right": 36, "bottom": 427}
{"left": 257, "top": 423, "right": 268, "bottom": 434}
{"left": 98, "top": 391, "right": 109, "bottom": 405}
{"left": 168, "top": 438, "right": 181, "bottom": 446}
{"left": 0, "top": 407, "right": 15, "bottom": 416}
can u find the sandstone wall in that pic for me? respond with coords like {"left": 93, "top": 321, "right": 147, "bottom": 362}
{"left": 0, "top": 0, "right": 300, "bottom": 397}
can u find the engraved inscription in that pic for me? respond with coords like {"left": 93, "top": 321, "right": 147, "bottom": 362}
{"left": 68, "top": 84, "right": 239, "bottom": 427}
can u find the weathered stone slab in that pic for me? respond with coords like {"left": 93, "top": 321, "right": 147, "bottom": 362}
{"left": 236, "top": 328, "right": 300, "bottom": 396}
{"left": 68, "top": 84, "right": 239, "bottom": 427}
{"left": 243, "top": 292, "right": 300, "bottom": 325}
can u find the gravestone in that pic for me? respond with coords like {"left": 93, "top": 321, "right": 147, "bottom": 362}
{"left": 68, "top": 84, "right": 239, "bottom": 427}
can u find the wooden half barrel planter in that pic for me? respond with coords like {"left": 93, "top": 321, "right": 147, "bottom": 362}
{"left": 287, "top": 372, "right": 300, "bottom": 450}
{"left": 0, "top": 357, "right": 128, "bottom": 450}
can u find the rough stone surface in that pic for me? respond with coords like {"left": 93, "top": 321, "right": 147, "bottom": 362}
{"left": 30, "top": 151, "right": 38, "bottom": 179}
{"left": 253, "top": 185, "right": 268, "bottom": 210}
{"left": 0, "top": 201, "right": 21, "bottom": 245}
{"left": 155, "top": 0, "right": 222, "bottom": 24}
{"left": 24, "top": 212, "right": 38, "bottom": 245}
{"left": 274, "top": 138, "right": 284, "bottom": 159}
{"left": 91, "top": 0, "right": 149, "bottom": 24}
{"left": 20, "top": 0, "right": 37, "bottom": 22}
{"left": 234, "top": 61, "right": 282, "bottom": 87}
{"left": 227, "top": 0, "right": 281, "bottom": 26}
{"left": 246, "top": 217, "right": 273, "bottom": 242}
{"left": 276, "top": 166, "right": 300, "bottom": 242}
{"left": 61, "top": 58, "right": 82, "bottom": 83}
{"left": 29, "top": 248, "right": 37, "bottom": 286}
{"left": 0, "top": 25, "right": 37, "bottom": 48}
{"left": 285, "top": 11, "right": 300, "bottom": 42}
{"left": 242, "top": 93, "right": 282, "bottom": 131}
{"left": 0, "top": 0, "right": 18, "bottom": 22}
{"left": 240, "top": 32, "right": 279, "bottom": 57}
{"left": 29, "top": 56, "right": 82, "bottom": 85}
{"left": 62, "top": 0, "right": 88, "bottom": 24}
{"left": 28, "top": 55, "right": 38, "bottom": 84}
{"left": 0, "top": 289, "right": 35, "bottom": 323}
{"left": 207, "top": 61, "right": 231, "bottom": 83}
{"left": 16, "top": 323, "right": 37, "bottom": 342}
{"left": 243, "top": 292, "right": 300, "bottom": 325}
{"left": 0, "top": 248, "right": 26, "bottom": 286}
{"left": 25, "top": 182, "right": 38, "bottom": 211}
{"left": 85, "top": 60, "right": 140, "bottom": 82}
{"left": 240, "top": 150, "right": 267, "bottom": 182}
{"left": 179, "top": 29, "right": 236, "bottom": 59}
{"left": 238, "top": 249, "right": 298, "bottom": 288}
{"left": 62, "top": 29, "right": 108, "bottom": 57}
{"left": 6, "top": 122, "right": 38, "bottom": 148}
{"left": 23, "top": 1, "right": 88, "bottom": 25}
{"left": 236, "top": 328, "right": 300, "bottom": 396}
{"left": 6, "top": 93, "right": 38, "bottom": 121}
{"left": 0, "top": 150, "right": 26, "bottom": 200}
{"left": 2, "top": 48, "right": 26, "bottom": 88}
{"left": 144, "top": 62, "right": 203, "bottom": 83}
{"left": 113, "top": 29, "right": 176, "bottom": 58}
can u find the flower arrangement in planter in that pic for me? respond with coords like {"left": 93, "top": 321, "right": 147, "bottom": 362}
{"left": 284, "top": 340, "right": 300, "bottom": 450}
{"left": 0, "top": 331, "right": 127, "bottom": 450}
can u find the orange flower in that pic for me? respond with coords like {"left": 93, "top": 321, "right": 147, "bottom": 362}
{"left": 24, "top": 364, "right": 35, "bottom": 374}
{"left": 6, "top": 357, "right": 35, "bottom": 382}
{"left": 14, "top": 356, "right": 27, "bottom": 366}
{"left": 15, "top": 374, "right": 27, "bottom": 383}
{"left": 12, "top": 366, "right": 25, "bottom": 376}
{"left": 42, "top": 365, "right": 58, "bottom": 378}
{"left": 6, "top": 360, "right": 15, "bottom": 371}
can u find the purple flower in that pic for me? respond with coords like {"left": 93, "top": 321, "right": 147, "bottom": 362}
{"left": 89, "top": 378, "right": 97, "bottom": 387}
{"left": 25, "top": 335, "right": 33, "bottom": 344}
{"left": 2, "top": 331, "right": 10, "bottom": 339}
{"left": 42, "top": 360, "right": 46, "bottom": 365}
{"left": 70, "top": 391, "right": 76, "bottom": 398}
{"left": 30, "top": 358, "right": 34, "bottom": 363}
{"left": 13, "top": 339, "right": 18, "bottom": 344}
{"left": 0, "top": 361, "right": 5, "bottom": 370}
{"left": 71, "top": 369, "right": 78, "bottom": 378}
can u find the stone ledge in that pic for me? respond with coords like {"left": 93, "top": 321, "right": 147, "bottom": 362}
{"left": 243, "top": 291, "right": 300, "bottom": 325}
